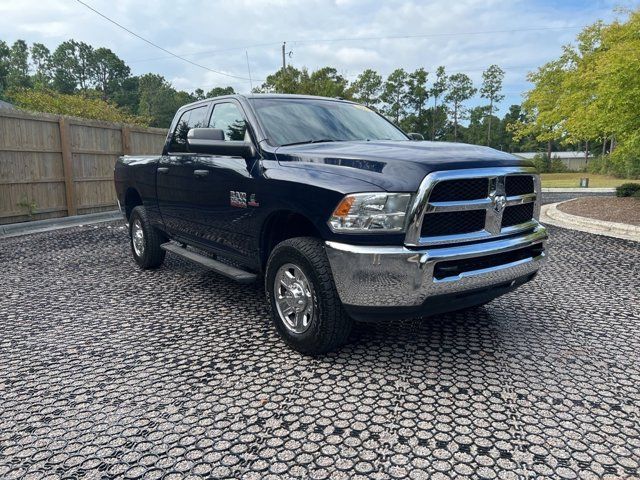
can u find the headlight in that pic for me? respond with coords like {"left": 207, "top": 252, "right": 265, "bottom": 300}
{"left": 328, "top": 193, "right": 412, "bottom": 233}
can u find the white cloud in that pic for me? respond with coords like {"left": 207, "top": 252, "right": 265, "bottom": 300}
{"left": 0, "top": 0, "right": 620, "bottom": 114}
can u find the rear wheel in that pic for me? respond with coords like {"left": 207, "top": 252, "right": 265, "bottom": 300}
{"left": 265, "top": 237, "right": 352, "bottom": 355}
{"left": 129, "top": 206, "right": 166, "bottom": 269}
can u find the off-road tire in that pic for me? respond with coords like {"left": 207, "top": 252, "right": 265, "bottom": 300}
{"left": 129, "top": 206, "right": 166, "bottom": 269}
{"left": 265, "top": 237, "right": 352, "bottom": 355}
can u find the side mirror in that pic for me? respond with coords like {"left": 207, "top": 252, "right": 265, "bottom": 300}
{"left": 407, "top": 132, "right": 424, "bottom": 141}
{"left": 187, "top": 128, "right": 255, "bottom": 159}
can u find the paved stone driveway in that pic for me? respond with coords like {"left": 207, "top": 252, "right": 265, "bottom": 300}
{"left": 0, "top": 221, "right": 639, "bottom": 479}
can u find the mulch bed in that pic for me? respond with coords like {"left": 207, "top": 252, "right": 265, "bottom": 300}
{"left": 557, "top": 196, "right": 640, "bottom": 226}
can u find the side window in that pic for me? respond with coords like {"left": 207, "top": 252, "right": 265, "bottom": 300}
{"left": 169, "top": 105, "right": 209, "bottom": 153}
{"left": 208, "top": 103, "right": 248, "bottom": 141}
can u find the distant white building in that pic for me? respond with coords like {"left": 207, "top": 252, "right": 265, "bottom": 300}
{"left": 514, "top": 151, "right": 593, "bottom": 171}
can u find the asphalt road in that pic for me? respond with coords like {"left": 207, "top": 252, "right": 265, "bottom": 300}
{"left": 1, "top": 220, "right": 639, "bottom": 479}
{"left": 542, "top": 191, "right": 614, "bottom": 205}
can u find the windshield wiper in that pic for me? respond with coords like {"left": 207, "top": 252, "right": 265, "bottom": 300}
{"left": 280, "top": 139, "right": 339, "bottom": 147}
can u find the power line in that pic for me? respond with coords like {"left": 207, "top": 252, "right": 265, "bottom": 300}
{"left": 128, "top": 41, "right": 282, "bottom": 64}
{"left": 128, "top": 25, "right": 585, "bottom": 64}
{"left": 74, "top": 0, "right": 253, "bottom": 82}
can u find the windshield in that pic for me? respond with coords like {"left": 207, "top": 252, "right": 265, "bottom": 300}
{"left": 249, "top": 97, "right": 408, "bottom": 146}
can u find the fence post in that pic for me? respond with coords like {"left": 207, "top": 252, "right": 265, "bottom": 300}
{"left": 121, "top": 126, "right": 132, "bottom": 155}
{"left": 58, "top": 117, "right": 77, "bottom": 216}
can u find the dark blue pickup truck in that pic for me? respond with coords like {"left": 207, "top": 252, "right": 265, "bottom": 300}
{"left": 114, "top": 94, "right": 547, "bottom": 354}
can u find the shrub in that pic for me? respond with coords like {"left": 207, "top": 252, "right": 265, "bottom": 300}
{"left": 7, "top": 88, "right": 150, "bottom": 126}
{"left": 587, "top": 155, "right": 612, "bottom": 175}
{"left": 616, "top": 183, "right": 640, "bottom": 197}
{"left": 587, "top": 152, "right": 640, "bottom": 179}
{"left": 610, "top": 133, "right": 640, "bottom": 179}
{"left": 531, "top": 153, "right": 550, "bottom": 174}
{"left": 531, "top": 153, "right": 569, "bottom": 173}
{"left": 550, "top": 157, "right": 568, "bottom": 173}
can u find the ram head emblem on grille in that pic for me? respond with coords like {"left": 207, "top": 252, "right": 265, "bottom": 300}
{"left": 491, "top": 194, "right": 507, "bottom": 213}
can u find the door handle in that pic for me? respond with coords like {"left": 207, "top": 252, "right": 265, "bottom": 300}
{"left": 157, "top": 167, "right": 169, "bottom": 174}
{"left": 193, "top": 169, "right": 209, "bottom": 177}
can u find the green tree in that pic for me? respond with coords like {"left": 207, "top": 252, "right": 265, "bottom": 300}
{"left": 380, "top": 68, "right": 408, "bottom": 124}
{"left": 499, "top": 104, "right": 549, "bottom": 152}
{"left": 510, "top": 59, "right": 566, "bottom": 159}
{"left": 304, "top": 67, "right": 350, "bottom": 98}
{"left": 112, "top": 76, "right": 140, "bottom": 114}
{"left": 51, "top": 42, "right": 77, "bottom": 93}
{"left": 255, "top": 66, "right": 349, "bottom": 98}
{"left": 7, "top": 40, "right": 30, "bottom": 90}
{"left": 558, "top": 21, "right": 612, "bottom": 162}
{"left": 91, "top": 47, "right": 130, "bottom": 100}
{"left": 424, "top": 105, "right": 448, "bottom": 141}
{"left": 465, "top": 106, "right": 490, "bottom": 145}
{"left": 137, "top": 73, "right": 183, "bottom": 127}
{"left": 445, "top": 73, "right": 476, "bottom": 141}
{"left": 173, "top": 89, "right": 196, "bottom": 108}
{"left": 429, "top": 66, "right": 447, "bottom": 140}
{"left": 193, "top": 88, "right": 205, "bottom": 100}
{"left": 30, "top": 43, "right": 52, "bottom": 89}
{"left": 350, "top": 69, "right": 383, "bottom": 107}
{"left": 254, "top": 65, "right": 306, "bottom": 94}
{"left": 0, "top": 41, "right": 11, "bottom": 96}
{"left": 510, "top": 15, "right": 640, "bottom": 172}
{"left": 500, "top": 105, "right": 524, "bottom": 152}
{"left": 480, "top": 64, "right": 505, "bottom": 146}
{"left": 405, "top": 68, "right": 429, "bottom": 135}
{"left": 51, "top": 40, "right": 95, "bottom": 93}
{"left": 206, "top": 86, "right": 235, "bottom": 97}
{"left": 587, "top": 12, "right": 640, "bottom": 177}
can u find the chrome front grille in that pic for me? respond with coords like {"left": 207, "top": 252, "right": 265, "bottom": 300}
{"left": 502, "top": 202, "right": 535, "bottom": 228}
{"left": 429, "top": 178, "right": 488, "bottom": 201}
{"left": 404, "top": 167, "right": 541, "bottom": 247}
{"left": 420, "top": 210, "right": 486, "bottom": 237}
{"left": 505, "top": 175, "right": 534, "bottom": 196}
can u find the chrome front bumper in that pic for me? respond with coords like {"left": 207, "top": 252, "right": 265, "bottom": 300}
{"left": 325, "top": 225, "right": 547, "bottom": 308}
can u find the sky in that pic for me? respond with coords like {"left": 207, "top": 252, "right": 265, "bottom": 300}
{"left": 0, "top": 0, "right": 634, "bottom": 116}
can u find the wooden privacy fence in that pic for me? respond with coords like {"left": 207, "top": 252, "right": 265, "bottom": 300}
{"left": 0, "top": 108, "right": 167, "bottom": 225}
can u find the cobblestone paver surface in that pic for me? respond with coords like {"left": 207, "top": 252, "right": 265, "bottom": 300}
{"left": 1, "top": 222, "right": 639, "bottom": 479}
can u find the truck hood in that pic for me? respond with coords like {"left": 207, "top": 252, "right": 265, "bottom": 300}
{"left": 274, "top": 140, "right": 528, "bottom": 191}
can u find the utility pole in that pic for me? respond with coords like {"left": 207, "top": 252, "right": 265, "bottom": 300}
{"left": 281, "top": 42, "right": 286, "bottom": 72}
{"left": 245, "top": 50, "right": 253, "bottom": 91}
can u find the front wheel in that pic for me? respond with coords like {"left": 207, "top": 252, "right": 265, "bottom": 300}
{"left": 265, "top": 237, "right": 352, "bottom": 355}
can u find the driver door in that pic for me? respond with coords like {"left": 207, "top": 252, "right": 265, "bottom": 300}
{"left": 156, "top": 103, "right": 211, "bottom": 239}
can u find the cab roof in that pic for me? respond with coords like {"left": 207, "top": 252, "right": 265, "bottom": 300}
{"left": 178, "top": 93, "right": 355, "bottom": 110}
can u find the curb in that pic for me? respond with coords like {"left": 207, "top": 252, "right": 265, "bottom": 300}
{"left": 541, "top": 200, "right": 640, "bottom": 242}
{"left": 541, "top": 187, "right": 616, "bottom": 193}
{"left": 0, "top": 211, "right": 124, "bottom": 239}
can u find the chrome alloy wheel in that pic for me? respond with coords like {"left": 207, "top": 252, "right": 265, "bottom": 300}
{"left": 274, "top": 263, "right": 315, "bottom": 334}
{"left": 132, "top": 218, "right": 145, "bottom": 257}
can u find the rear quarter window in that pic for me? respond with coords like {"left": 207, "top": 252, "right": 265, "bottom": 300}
{"left": 169, "top": 105, "right": 209, "bottom": 153}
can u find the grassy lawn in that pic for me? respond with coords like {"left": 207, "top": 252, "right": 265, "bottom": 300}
{"left": 540, "top": 173, "right": 640, "bottom": 188}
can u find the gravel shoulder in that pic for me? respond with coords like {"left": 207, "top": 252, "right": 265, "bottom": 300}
{"left": 557, "top": 196, "right": 640, "bottom": 226}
